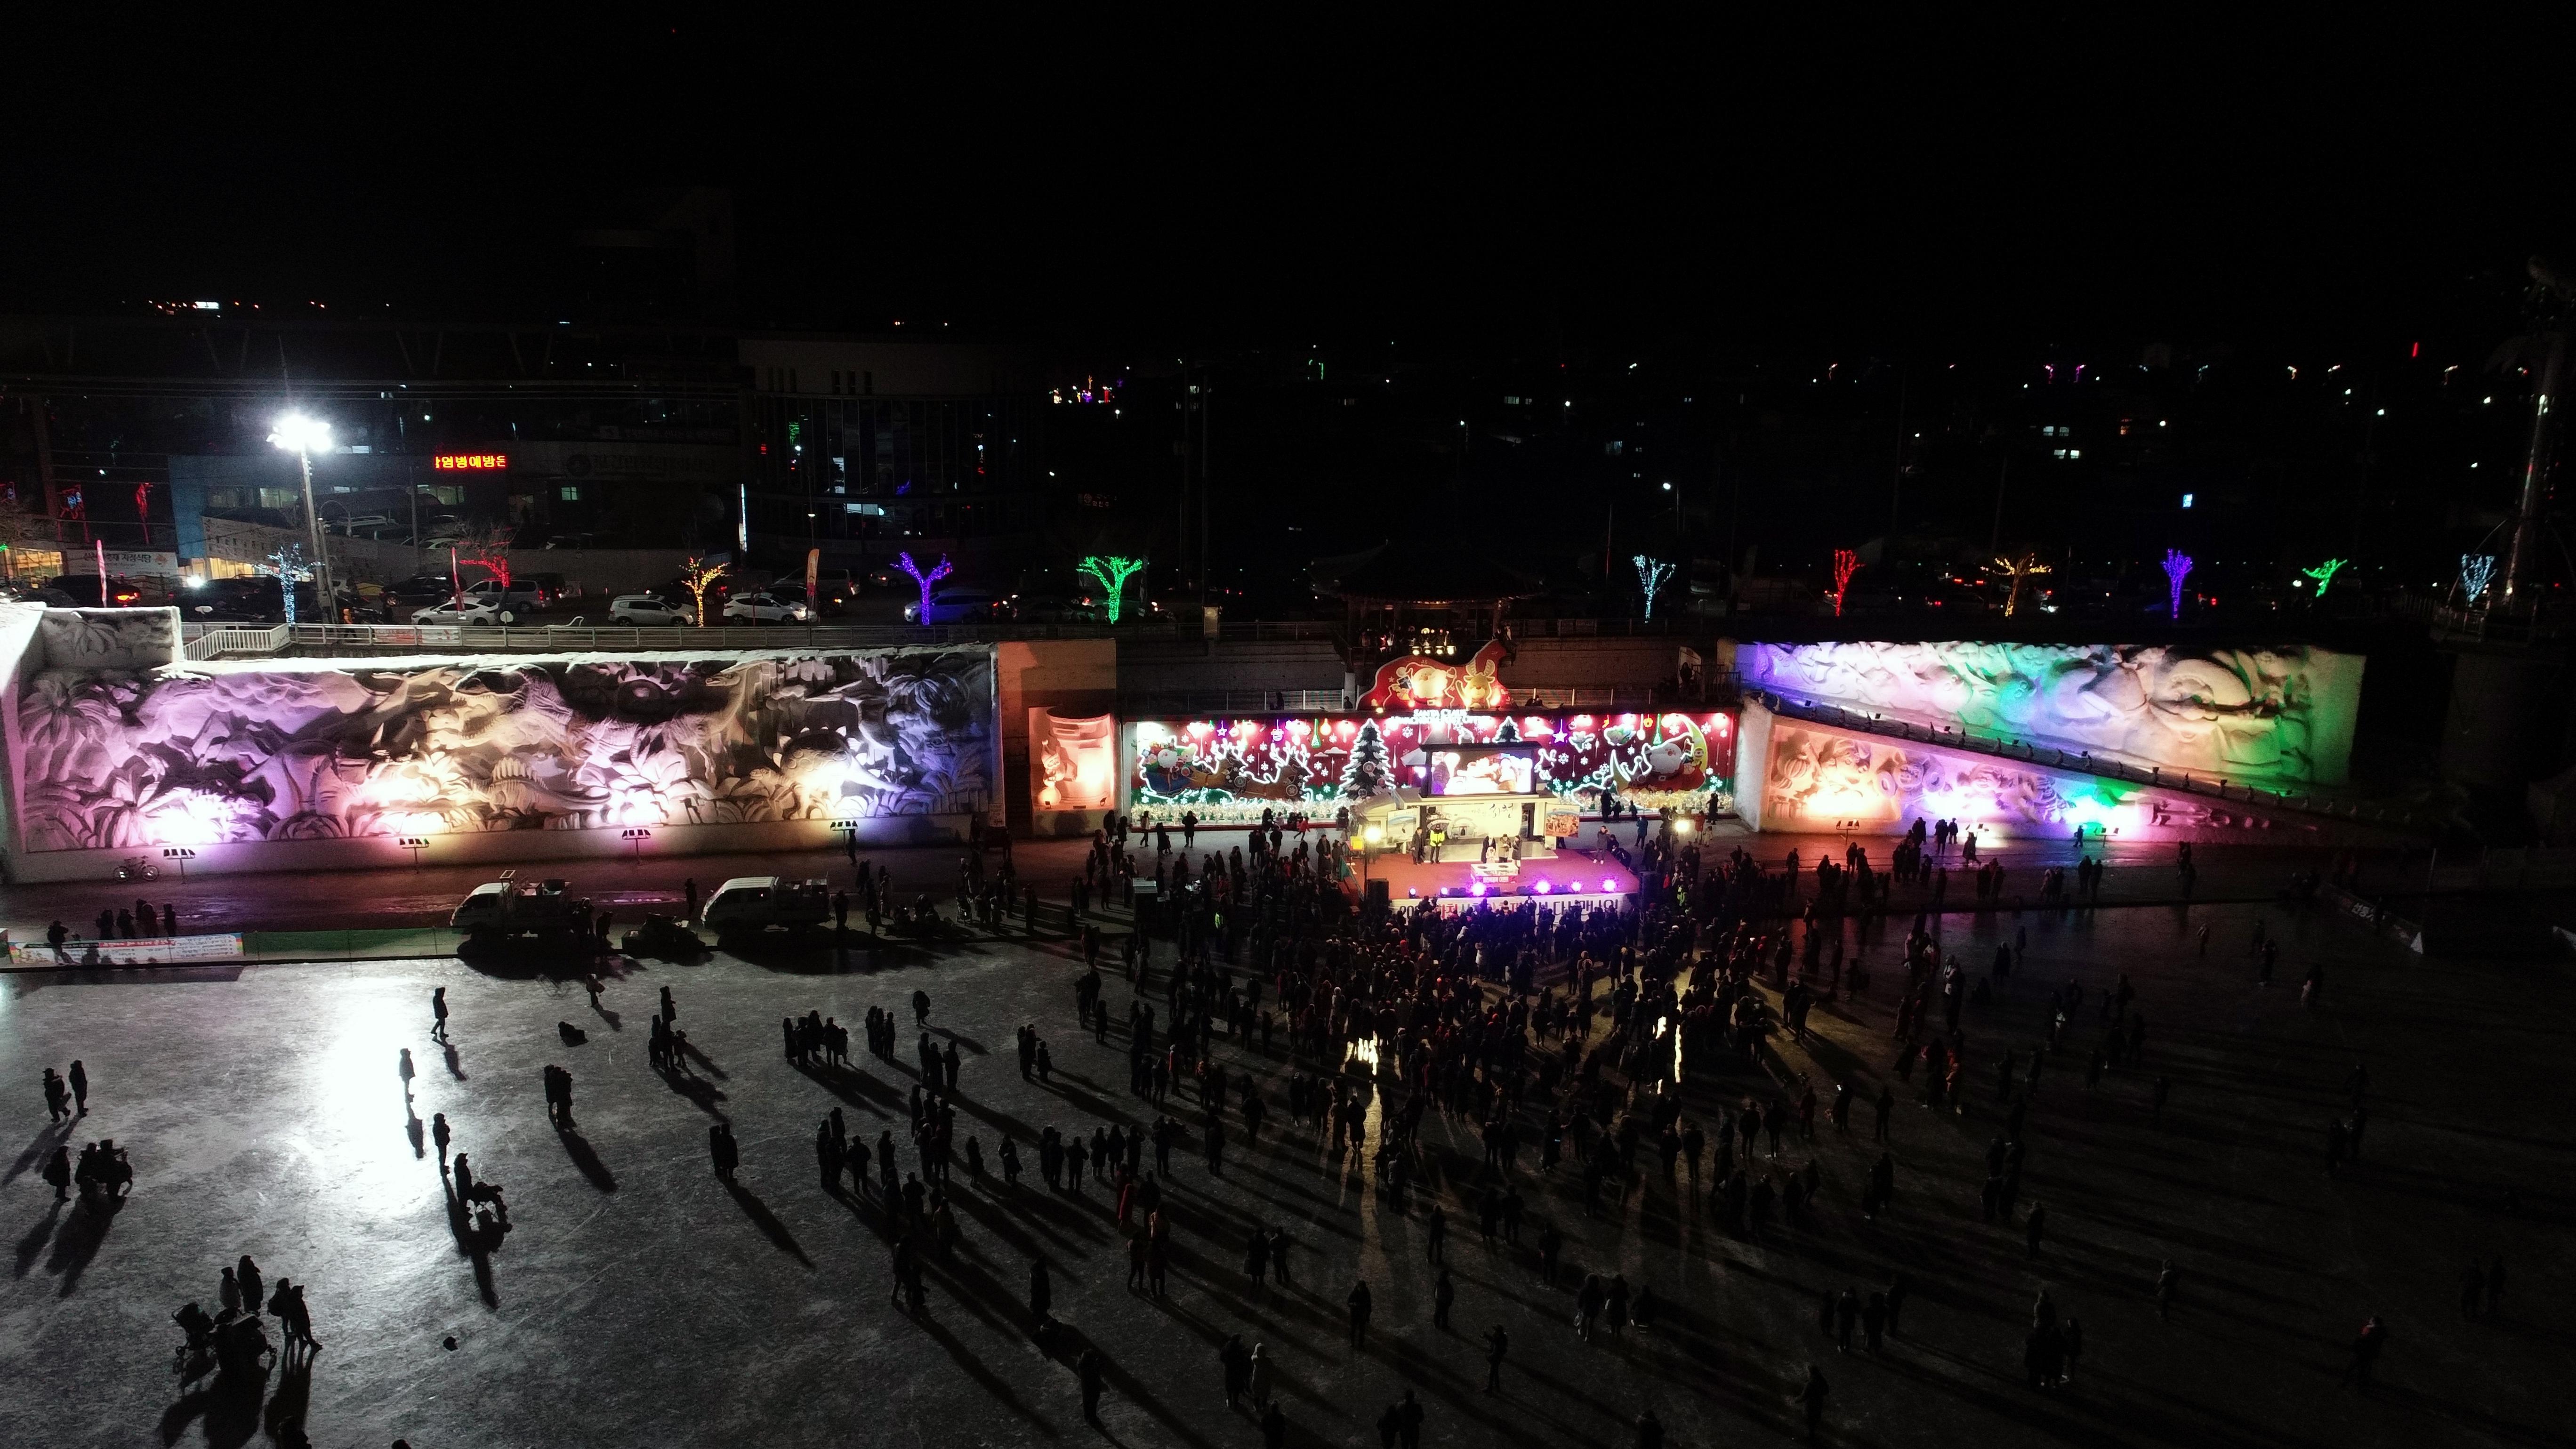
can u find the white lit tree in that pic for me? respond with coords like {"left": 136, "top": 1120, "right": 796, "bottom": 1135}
{"left": 1340, "top": 720, "right": 1391, "bottom": 798}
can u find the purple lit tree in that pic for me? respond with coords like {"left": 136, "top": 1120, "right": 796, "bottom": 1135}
{"left": 898, "top": 551, "right": 954, "bottom": 624}
{"left": 2161, "top": 549, "right": 2194, "bottom": 620}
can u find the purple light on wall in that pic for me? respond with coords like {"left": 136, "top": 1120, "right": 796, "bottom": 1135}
{"left": 897, "top": 551, "right": 954, "bottom": 624}
{"left": 2161, "top": 549, "right": 2193, "bottom": 620}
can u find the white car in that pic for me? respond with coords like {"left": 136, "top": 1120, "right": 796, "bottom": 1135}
{"left": 723, "top": 592, "right": 812, "bottom": 624}
{"left": 609, "top": 594, "right": 692, "bottom": 625}
{"left": 411, "top": 597, "right": 502, "bottom": 625}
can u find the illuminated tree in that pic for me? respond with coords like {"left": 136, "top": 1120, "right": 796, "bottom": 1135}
{"left": 898, "top": 551, "right": 955, "bottom": 625}
{"left": 1830, "top": 548, "right": 1862, "bottom": 617}
{"left": 1078, "top": 555, "right": 1149, "bottom": 623}
{"left": 2299, "top": 558, "right": 2348, "bottom": 599}
{"left": 2459, "top": 552, "right": 2497, "bottom": 606}
{"left": 680, "top": 555, "right": 729, "bottom": 627}
{"left": 258, "top": 543, "right": 314, "bottom": 626}
{"left": 1982, "top": 553, "right": 2053, "bottom": 618}
{"left": 1341, "top": 720, "right": 1390, "bottom": 797}
{"left": 1633, "top": 554, "right": 1675, "bottom": 620}
{"left": 454, "top": 527, "right": 514, "bottom": 590}
{"left": 2161, "top": 549, "right": 2194, "bottom": 620}
{"left": 134, "top": 481, "right": 156, "bottom": 547}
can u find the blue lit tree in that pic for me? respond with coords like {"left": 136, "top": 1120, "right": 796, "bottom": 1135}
{"left": 2459, "top": 553, "right": 2497, "bottom": 606}
{"left": 1634, "top": 554, "right": 1675, "bottom": 620}
{"left": 258, "top": 544, "right": 314, "bottom": 626}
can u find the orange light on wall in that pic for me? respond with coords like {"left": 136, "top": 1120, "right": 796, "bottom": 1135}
{"left": 432, "top": 453, "right": 508, "bottom": 471}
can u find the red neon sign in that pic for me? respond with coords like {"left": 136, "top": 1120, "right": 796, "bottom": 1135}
{"left": 433, "top": 453, "right": 508, "bottom": 471}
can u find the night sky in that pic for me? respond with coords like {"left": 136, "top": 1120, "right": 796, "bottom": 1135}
{"left": 8, "top": 14, "right": 2572, "bottom": 354}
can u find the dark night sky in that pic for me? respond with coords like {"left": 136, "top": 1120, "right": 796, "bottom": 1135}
{"left": 7, "top": 12, "right": 2570, "bottom": 354}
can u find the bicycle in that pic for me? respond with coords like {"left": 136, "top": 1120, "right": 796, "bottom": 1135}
{"left": 117, "top": 856, "right": 160, "bottom": 881}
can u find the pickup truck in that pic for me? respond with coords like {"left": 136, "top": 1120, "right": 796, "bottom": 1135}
{"left": 451, "top": 877, "right": 594, "bottom": 944}
{"left": 700, "top": 876, "right": 832, "bottom": 941}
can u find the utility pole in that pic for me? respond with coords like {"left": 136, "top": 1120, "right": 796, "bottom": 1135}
{"left": 1887, "top": 362, "right": 1910, "bottom": 536}
{"left": 1989, "top": 454, "right": 2011, "bottom": 555}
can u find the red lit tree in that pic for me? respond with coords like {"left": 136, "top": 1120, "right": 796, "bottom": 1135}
{"left": 1831, "top": 548, "right": 1862, "bottom": 617}
{"left": 455, "top": 528, "right": 514, "bottom": 589}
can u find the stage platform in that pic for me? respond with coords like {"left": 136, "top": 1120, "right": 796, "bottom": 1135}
{"left": 1350, "top": 846, "right": 1639, "bottom": 912}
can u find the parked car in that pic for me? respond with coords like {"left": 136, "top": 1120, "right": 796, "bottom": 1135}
{"left": 412, "top": 597, "right": 502, "bottom": 625}
{"left": 610, "top": 593, "right": 692, "bottom": 625}
{"left": 40, "top": 574, "right": 149, "bottom": 606}
{"left": 723, "top": 591, "right": 813, "bottom": 624}
{"left": 385, "top": 573, "right": 461, "bottom": 604}
{"left": 904, "top": 587, "right": 1009, "bottom": 624}
{"left": 324, "top": 513, "right": 399, "bottom": 536}
{"left": 459, "top": 580, "right": 546, "bottom": 620}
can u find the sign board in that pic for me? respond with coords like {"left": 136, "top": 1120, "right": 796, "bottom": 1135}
{"left": 1382, "top": 808, "right": 1420, "bottom": 841}
{"left": 11, "top": 933, "right": 246, "bottom": 966}
{"left": 1541, "top": 805, "right": 1582, "bottom": 837}
{"left": 101, "top": 549, "right": 182, "bottom": 579}
{"left": 433, "top": 453, "right": 509, "bottom": 471}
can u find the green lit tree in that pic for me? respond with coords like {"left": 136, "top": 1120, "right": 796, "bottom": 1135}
{"left": 2300, "top": 558, "right": 2348, "bottom": 599}
{"left": 1078, "top": 555, "right": 1149, "bottom": 623}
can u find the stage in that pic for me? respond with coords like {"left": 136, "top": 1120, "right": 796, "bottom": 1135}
{"left": 1348, "top": 845, "right": 1639, "bottom": 913}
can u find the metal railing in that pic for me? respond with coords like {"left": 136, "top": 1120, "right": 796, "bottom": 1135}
{"left": 1754, "top": 691, "right": 2428, "bottom": 830}
{"left": 182, "top": 625, "right": 292, "bottom": 661}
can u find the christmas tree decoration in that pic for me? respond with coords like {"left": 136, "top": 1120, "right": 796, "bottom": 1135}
{"left": 1830, "top": 548, "right": 1862, "bottom": 617}
{"left": 898, "top": 551, "right": 955, "bottom": 625}
{"left": 2161, "top": 549, "right": 2194, "bottom": 620}
{"left": 1634, "top": 554, "right": 1675, "bottom": 620}
{"left": 1076, "top": 555, "right": 1148, "bottom": 623}
{"left": 1340, "top": 720, "right": 1391, "bottom": 798}
{"left": 2299, "top": 558, "right": 2348, "bottom": 598}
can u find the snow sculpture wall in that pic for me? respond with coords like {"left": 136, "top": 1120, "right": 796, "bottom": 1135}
{"left": 13, "top": 644, "right": 995, "bottom": 853}
{"left": 1738, "top": 641, "right": 2364, "bottom": 786}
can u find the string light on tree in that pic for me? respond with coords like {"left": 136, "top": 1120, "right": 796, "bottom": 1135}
{"left": 1077, "top": 555, "right": 1148, "bottom": 624}
{"left": 679, "top": 555, "right": 729, "bottom": 627}
{"left": 1982, "top": 553, "right": 2053, "bottom": 618}
{"left": 1830, "top": 548, "right": 1862, "bottom": 618}
{"left": 898, "top": 551, "right": 955, "bottom": 625}
{"left": 1633, "top": 554, "right": 1674, "bottom": 620}
{"left": 2161, "top": 549, "right": 2195, "bottom": 620}
{"left": 258, "top": 544, "right": 314, "bottom": 627}
{"left": 2458, "top": 553, "right": 2497, "bottom": 606}
{"left": 2299, "top": 558, "right": 2349, "bottom": 598}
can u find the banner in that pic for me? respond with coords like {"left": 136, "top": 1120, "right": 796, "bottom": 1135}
{"left": 11, "top": 933, "right": 246, "bottom": 966}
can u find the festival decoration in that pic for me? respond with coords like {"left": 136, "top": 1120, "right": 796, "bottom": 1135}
{"left": 1128, "top": 710, "right": 1736, "bottom": 822}
{"left": 1982, "top": 553, "right": 2052, "bottom": 618}
{"left": 1634, "top": 554, "right": 1675, "bottom": 620}
{"left": 898, "top": 551, "right": 955, "bottom": 625}
{"left": 2299, "top": 558, "right": 2348, "bottom": 599}
{"left": 134, "top": 481, "right": 156, "bottom": 546}
{"left": 257, "top": 544, "right": 313, "bottom": 627}
{"left": 1030, "top": 710, "right": 1116, "bottom": 811}
{"left": 680, "top": 555, "right": 729, "bottom": 628}
{"left": 1830, "top": 548, "right": 1862, "bottom": 617}
{"left": 2161, "top": 549, "right": 2194, "bottom": 620}
{"left": 1364, "top": 638, "right": 1512, "bottom": 711}
{"left": 11, "top": 644, "right": 998, "bottom": 853}
{"left": 1076, "top": 555, "right": 1148, "bottom": 624}
{"left": 1738, "top": 641, "right": 2367, "bottom": 786}
{"left": 2458, "top": 553, "right": 2497, "bottom": 606}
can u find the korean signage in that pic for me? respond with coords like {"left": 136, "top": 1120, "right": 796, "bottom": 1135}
{"left": 433, "top": 453, "right": 509, "bottom": 471}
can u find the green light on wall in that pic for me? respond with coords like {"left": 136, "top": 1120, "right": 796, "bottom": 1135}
{"left": 1078, "top": 555, "right": 1148, "bottom": 623}
{"left": 2300, "top": 558, "right": 2348, "bottom": 598}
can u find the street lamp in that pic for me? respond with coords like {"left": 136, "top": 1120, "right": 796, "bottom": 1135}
{"left": 268, "top": 412, "right": 335, "bottom": 623}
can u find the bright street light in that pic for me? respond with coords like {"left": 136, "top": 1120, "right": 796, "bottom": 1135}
{"left": 268, "top": 411, "right": 336, "bottom": 624}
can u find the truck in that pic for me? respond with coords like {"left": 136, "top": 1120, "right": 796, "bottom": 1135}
{"left": 451, "top": 875, "right": 594, "bottom": 945}
{"left": 700, "top": 876, "right": 833, "bottom": 941}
